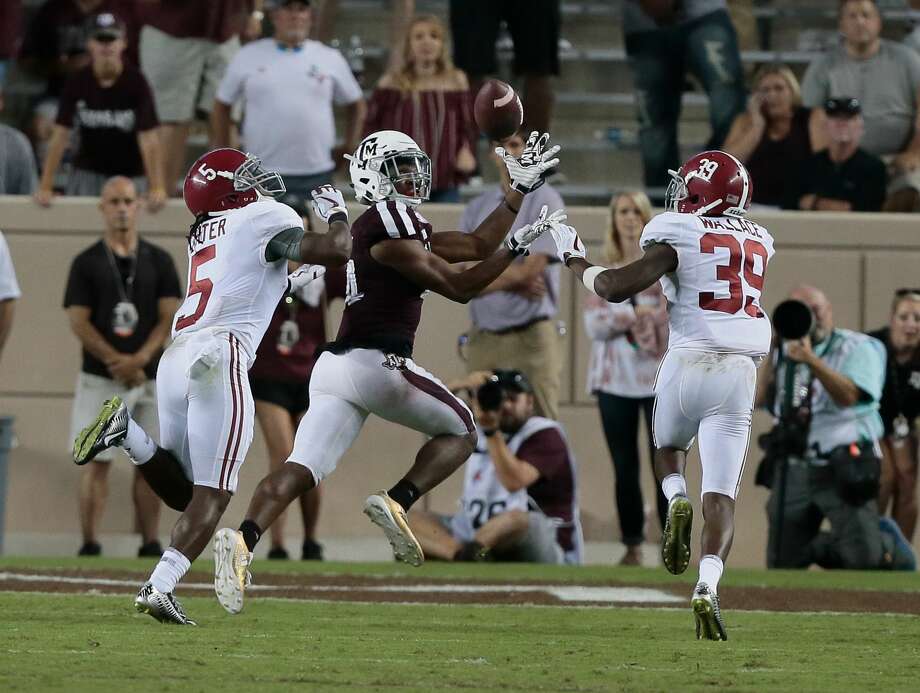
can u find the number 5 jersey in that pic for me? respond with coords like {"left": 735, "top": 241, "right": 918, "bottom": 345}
{"left": 640, "top": 211, "right": 775, "bottom": 358}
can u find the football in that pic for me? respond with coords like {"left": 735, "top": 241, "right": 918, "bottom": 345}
{"left": 474, "top": 79, "right": 523, "bottom": 142}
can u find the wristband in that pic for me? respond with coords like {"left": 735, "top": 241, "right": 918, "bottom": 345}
{"left": 482, "top": 428, "right": 497, "bottom": 438}
{"left": 582, "top": 265, "right": 606, "bottom": 296}
{"left": 503, "top": 199, "right": 519, "bottom": 214}
{"left": 328, "top": 210, "right": 348, "bottom": 225}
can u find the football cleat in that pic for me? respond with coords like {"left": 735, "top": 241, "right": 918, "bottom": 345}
{"left": 691, "top": 582, "right": 727, "bottom": 641}
{"left": 661, "top": 494, "right": 693, "bottom": 575}
{"left": 213, "top": 528, "right": 252, "bottom": 614}
{"left": 73, "top": 396, "right": 128, "bottom": 466}
{"left": 363, "top": 491, "right": 424, "bottom": 567}
{"left": 134, "top": 582, "right": 196, "bottom": 625}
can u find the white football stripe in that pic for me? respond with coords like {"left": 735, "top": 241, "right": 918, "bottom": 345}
{"left": 376, "top": 202, "right": 402, "bottom": 239}
{"left": 493, "top": 84, "right": 515, "bottom": 108}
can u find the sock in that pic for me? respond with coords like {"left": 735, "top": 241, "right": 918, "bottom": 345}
{"left": 661, "top": 473, "right": 687, "bottom": 502}
{"left": 239, "top": 519, "right": 263, "bottom": 552}
{"left": 387, "top": 479, "right": 421, "bottom": 512}
{"left": 122, "top": 419, "right": 157, "bottom": 465}
{"left": 148, "top": 547, "right": 191, "bottom": 594}
{"left": 698, "top": 554, "right": 724, "bottom": 593}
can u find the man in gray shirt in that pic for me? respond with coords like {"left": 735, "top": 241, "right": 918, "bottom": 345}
{"left": 459, "top": 128, "right": 564, "bottom": 419}
{"left": 0, "top": 87, "right": 38, "bottom": 195}
{"left": 801, "top": 0, "right": 920, "bottom": 211}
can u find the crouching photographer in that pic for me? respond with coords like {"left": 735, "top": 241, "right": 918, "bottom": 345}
{"left": 756, "top": 285, "right": 915, "bottom": 570}
{"left": 407, "top": 369, "right": 583, "bottom": 564}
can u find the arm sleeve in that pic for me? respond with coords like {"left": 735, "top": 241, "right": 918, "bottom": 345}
{"left": 800, "top": 56, "right": 829, "bottom": 109}
{"left": 254, "top": 202, "right": 306, "bottom": 264}
{"left": 215, "top": 50, "right": 247, "bottom": 106}
{"left": 516, "top": 428, "right": 568, "bottom": 482}
{"left": 330, "top": 50, "right": 364, "bottom": 105}
{"left": 840, "top": 336, "right": 887, "bottom": 404}
{"left": 0, "top": 234, "right": 21, "bottom": 301}
{"left": 265, "top": 226, "right": 306, "bottom": 262}
{"left": 62, "top": 255, "right": 92, "bottom": 308}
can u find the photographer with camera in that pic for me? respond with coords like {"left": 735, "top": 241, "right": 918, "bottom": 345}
{"left": 756, "top": 285, "right": 915, "bottom": 570}
{"left": 407, "top": 369, "right": 583, "bottom": 564}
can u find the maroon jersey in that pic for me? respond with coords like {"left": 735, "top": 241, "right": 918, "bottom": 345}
{"left": 326, "top": 201, "right": 432, "bottom": 358}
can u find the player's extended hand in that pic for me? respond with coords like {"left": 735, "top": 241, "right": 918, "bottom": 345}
{"left": 549, "top": 223, "right": 587, "bottom": 266}
{"left": 495, "top": 131, "right": 561, "bottom": 194}
{"left": 311, "top": 185, "right": 348, "bottom": 223}
{"left": 784, "top": 335, "right": 815, "bottom": 365}
{"left": 286, "top": 264, "right": 326, "bottom": 296}
{"left": 504, "top": 205, "right": 567, "bottom": 256}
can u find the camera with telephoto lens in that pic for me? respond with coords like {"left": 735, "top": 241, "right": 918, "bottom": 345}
{"left": 476, "top": 377, "right": 505, "bottom": 412}
{"left": 475, "top": 369, "right": 533, "bottom": 412}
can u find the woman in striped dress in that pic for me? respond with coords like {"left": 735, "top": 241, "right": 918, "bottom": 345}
{"left": 364, "top": 15, "right": 477, "bottom": 202}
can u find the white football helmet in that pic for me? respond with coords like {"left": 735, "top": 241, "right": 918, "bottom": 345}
{"left": 345, "top": 130, "right": 431, "bottom": 207}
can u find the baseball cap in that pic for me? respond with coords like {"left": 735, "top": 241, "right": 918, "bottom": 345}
{"left": 825, "top": 97, "right": 861, "bottom": 118}
{"left": 87, "top": 12, "right": 125, "bottom": 40}
{"left": 491, "top": 369, "right": 533, "bottom": 395}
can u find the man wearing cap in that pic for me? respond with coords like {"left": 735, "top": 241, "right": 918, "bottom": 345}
{"left": 407, "top": 369, "right": 583, "bottom": 564}
{"left": 34, "top": 13, "right": 165, "bottom": 209}
{"left": 211, "top": 0, "right": 366, "bottom": 218}
{"left": 801, "top": 0, "right": 920, "bottom": 211}
{"left": 788, "top": 96, "right": 886, "bottom": 212}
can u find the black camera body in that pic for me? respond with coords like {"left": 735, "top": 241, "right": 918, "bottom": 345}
{"left": 476, "top": 378, "right": 505, "bottom": 412}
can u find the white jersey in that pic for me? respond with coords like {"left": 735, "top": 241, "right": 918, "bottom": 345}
{"left": 640, "top": 211, "right": 775, "bottom": 357}
{"left": 172, "top": 198, "right": 302, "bottom": 364}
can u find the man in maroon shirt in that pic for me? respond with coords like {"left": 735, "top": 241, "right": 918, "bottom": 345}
{"left": 33, "top": 13, "right": 165, "bottom": 209}
{"left": 248, "top": 267, "right": 344, "bottom": 560}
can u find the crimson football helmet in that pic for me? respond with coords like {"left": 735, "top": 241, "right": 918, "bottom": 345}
{"left": 665, "top": 150, "right": 753, "bottom": 218}
{"left": 183, "top": 148, "right": 286, "bottom": 216}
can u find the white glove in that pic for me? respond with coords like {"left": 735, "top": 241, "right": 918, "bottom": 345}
{"left": 286, "top": 264, "right": 326, "bottom": 296}
{"left": 495, "top": 131, "right": 561, "bottom": 194}
{"left": 549, "top": 223, "right": 587, "bottom": 265}
{"left": 504, "top": 205, "right": 567, "bottom": 256}
{"left": 311, "top": 185, "right": 348, "bottom": 223}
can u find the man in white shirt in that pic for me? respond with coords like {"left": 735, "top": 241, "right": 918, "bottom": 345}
{"left": 210, "top": 0, "right": 366, "bottom": 218}
{"left": 0, "top": 231, "right": 20, "bottom": 366}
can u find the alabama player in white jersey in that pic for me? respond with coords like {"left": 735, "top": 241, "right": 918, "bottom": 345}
{"left": 551, "top": 151, "right": 774, "bottom": 641}
{"left": 71, "top": 148, "right": 351, "bottom": 625}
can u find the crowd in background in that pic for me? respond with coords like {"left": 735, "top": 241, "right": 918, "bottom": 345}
{"left": 0, "top": 0, "right": 919, "bottom": 566}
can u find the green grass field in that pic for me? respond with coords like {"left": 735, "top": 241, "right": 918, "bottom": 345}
{"left": 1, "top": 557, "right": 919, "bottom": 692}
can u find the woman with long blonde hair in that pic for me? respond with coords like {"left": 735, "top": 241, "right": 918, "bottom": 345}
{"left": 584, "top": 191, "right": 669, "bottom": 565}
{"left": 364, "top": 15, "right": 477, "bottom": 202}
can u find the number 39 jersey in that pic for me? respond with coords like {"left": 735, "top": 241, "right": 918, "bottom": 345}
{"left": 640, "top": 211, "right": 775, "bottom": 358}
{"left": 172, "top": 198, "right": 303, "bottom": 365}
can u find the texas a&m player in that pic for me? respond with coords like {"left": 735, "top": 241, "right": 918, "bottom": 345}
{"left": 550, "top": 151, "right": 773, "bottom": 641}
{"left": 213, "top": 129, "right": 562, "bottom": 613}
{"left": 71, "top": 148, "right": 350, "bottom": 624}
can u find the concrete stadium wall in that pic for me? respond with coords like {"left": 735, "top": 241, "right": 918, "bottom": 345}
{"left": 2, "top": 195, "right": 919, "bottom": 565}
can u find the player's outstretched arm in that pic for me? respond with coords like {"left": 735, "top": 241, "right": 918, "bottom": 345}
{"left": 372, "top": 216, "right": 551, "bottom": 303}
{"left": 550, "top": 224, "right": 677, "bottom": 303}
{"left": 300, "top": 185, "right": 353, "bottom": 266}
{"left": 430, "top": 132, "right": 561, "bottom": 263}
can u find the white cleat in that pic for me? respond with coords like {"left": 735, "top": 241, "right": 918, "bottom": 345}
{"left": 213, "top": 528, "right": 252, "bottom": 614}
{"left": 363, "top": 491, "right": 424, "bottom": 567}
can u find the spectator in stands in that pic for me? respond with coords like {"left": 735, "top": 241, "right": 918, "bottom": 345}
{"left": 459, "top": 128, "right": 565, "bottom": 419}
{"left": 212, "top": 0, "right": 366, "bottom": 218}
{"left": 756, "top": 285, "right": 915, "bottom": 570}
{"left": 0, "top": 1, "right": 22, "bottom": 87}
{"left": 249, "top": 269, "right": 345, "bottom": 560}
{"left": 0, "top": 86, "right": 38, "bottom": 195}
{"left": 19, "top": 0, "right": 138, "bottom": 97}
{"left": 0, "top": 231, "right": 20, "bottom": 367}
{"left": 63, "top": 176, "right": 181, "bottom": 557}
{"left": 364, "top": 15, "right": 476, "bottom": 202}
{"left": 622, "top": 0, "right": 746, "bottom": 197}
{"left": 787, "top": 97, "right": 886, "bottom": 212}
{"left": 868, "top": 289, "right": 920, "bottom": 542}
{"left": 584, "top": 191, "right": 668, "bottom": 566}
{"left": 409, "top": 369, "right": 583, "bottom": 564}
{"left": 801, "top": 0, "right": 920, "bottom": 211}
{"left": 449, "top": 0, "right": 559, "bottom": 135}
{"left": 34, "top": 13, "right": 165, "bottom": 209}
{"left": 138, "top": 0, "right": 262, "bottom": 196}
{"left": 724, "top": 64, "right": 826, "bottom": 208}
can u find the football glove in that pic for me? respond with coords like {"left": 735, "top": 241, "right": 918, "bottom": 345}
{"left": 549, "top": 223, "right": 587, "bottom": 265}
{"left": 504, "top": 205, "right": 567, "bottom": 256}
{"left": 311, "top": 185, "right": 348, "bottom": 223}
{"left": 495, "top": 131, "right": 561, "bottom": 195}
{"left": 286, "top": 264, "right": 326, "bottom": 297}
